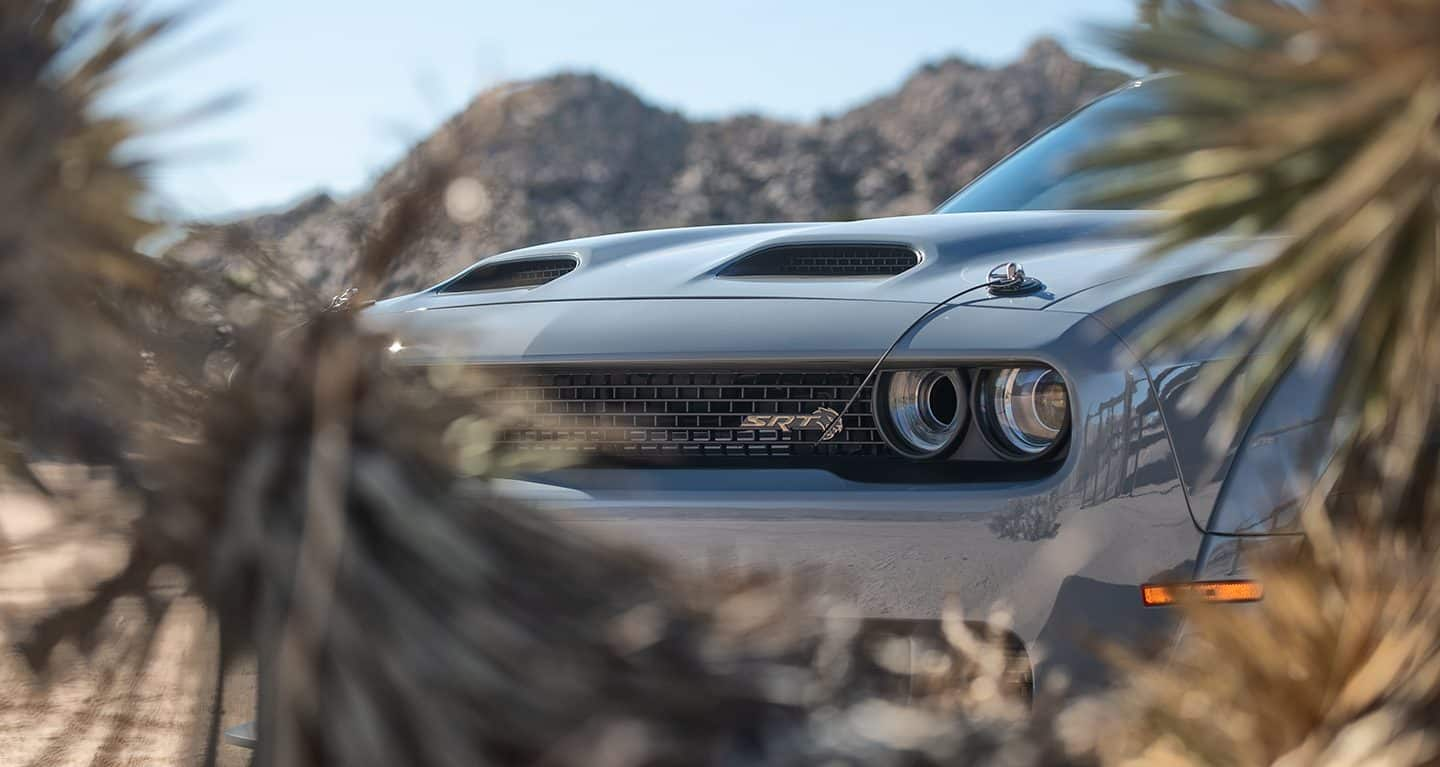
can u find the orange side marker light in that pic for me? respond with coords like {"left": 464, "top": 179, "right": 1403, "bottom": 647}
{"left": 1141, "top": 580, "right": 1263, "bottom": 607}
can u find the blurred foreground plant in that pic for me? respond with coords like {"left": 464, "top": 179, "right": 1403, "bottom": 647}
{"left": 0, "top": 3, "right": 1049, "bottom": 766}
{"left": 6, "top": 1, "right": 1440, "bottom": 766}
{"left": 1086, "top": 532, "right": 1440, "bottom": 766}
{"left": 1067, "top": 2, "right": 1440, "bottom": 764}
{"left": 1089, "top": 0, "right": 1440, "bottom": 549}
{"left": 0, "top": 1, "right": 172, "bottom": 479}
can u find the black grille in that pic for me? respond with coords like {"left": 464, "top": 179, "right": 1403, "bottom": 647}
{"left": 489, "top": 368, "right": 892, "bottom": 461}
{"left": 721, "top": 244, "right": 919, "bottom": 277}
{"left": 441, "top": 257, "right": 577, "bottom": 292}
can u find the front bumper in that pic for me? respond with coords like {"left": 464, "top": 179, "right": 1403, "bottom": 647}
{"left": 501, "top": 454, "right": 1201, "bottom": 695}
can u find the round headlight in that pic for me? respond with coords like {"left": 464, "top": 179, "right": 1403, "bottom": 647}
{"left": 975, "top": 366, "right": 1070, "bottom": 459}
{"left": 876, "top": 369, "right": 967, "bottom": 459}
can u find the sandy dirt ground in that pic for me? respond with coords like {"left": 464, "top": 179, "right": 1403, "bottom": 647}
{"left": 0, "top": 475, "right": 255, "bottom": 766}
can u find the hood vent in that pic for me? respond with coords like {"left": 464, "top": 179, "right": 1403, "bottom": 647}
{"left": 721, "top": 244, "right": 920, "bottom": 278}
{"left": 440, "top": 257, "right": 577, "bottom": 293}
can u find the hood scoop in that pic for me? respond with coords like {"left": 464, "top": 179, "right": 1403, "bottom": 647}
{"left": 439, "top": 256, "right": 578, "bottom": 293}
{"left": 719, "top": 243, "right": 919, "bottom": 278}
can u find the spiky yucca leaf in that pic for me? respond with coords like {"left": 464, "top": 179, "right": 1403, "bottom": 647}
{"left": 1082, "top": 533, "right": 1440, "bottom": 766}
{"left": 0, "top": 2, "right": 179, "bottom": 468}
{"left": 1089, "top": 0, "right": 1440, "bottom": 546}
{"left": 182, "top": 311, "right": 1056, "bottom": 767}
{"left": 1, "top": 9, "right": 1051, "bottom": 765}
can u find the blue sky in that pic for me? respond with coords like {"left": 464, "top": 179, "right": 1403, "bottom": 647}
{"left": 96, "top": 0, "right": 1138, "bottom": 220}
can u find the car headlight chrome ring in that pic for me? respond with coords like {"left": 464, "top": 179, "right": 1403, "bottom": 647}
{"left": 876, "top": 369, "right": 967, "bottom": 459}
{"left": 975, "top": 366, "right": 1070, "bottom": 460}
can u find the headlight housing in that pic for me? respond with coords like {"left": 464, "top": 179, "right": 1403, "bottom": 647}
{"left": 975, "top": 366, "right": 1069, "bottom": 459}
{"left": 875, "top": 369, "right": 967, "bottom": 459}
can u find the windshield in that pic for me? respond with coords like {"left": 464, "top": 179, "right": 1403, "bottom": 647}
{"left": 936, "top": 81, "right": 1165, "bottom": 213}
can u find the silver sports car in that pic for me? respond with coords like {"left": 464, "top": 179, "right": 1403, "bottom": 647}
{"left": 226, "top": 78, "right": 1325, "bottom": 746}
{"left": 373, "top": 77, "right": 1324, "bottom": 695}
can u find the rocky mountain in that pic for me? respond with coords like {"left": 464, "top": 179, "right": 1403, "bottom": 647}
{"left": 172, "top": 38, "right": 1129, "bottom": 298}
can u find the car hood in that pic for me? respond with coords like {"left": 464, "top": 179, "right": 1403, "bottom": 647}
{"left": 371, "top": 210, "right": 1163, "bottom": 314}
{"left": 370, "top": 298, "right": 979, "bottom": 366}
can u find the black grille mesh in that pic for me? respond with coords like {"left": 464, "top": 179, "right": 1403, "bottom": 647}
{"left": 441, "top": 257, "right": 577, "bottom": 292}
{"left": 721, "top": 245, "right": 919, "bottom": 277}
{"left": 489, "top": 369, "right": 891, "bottom": 460}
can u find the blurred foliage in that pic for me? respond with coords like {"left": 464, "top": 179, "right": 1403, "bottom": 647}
{"left": 1074, "top": 4, "right": 1440, "bottom": 760}
{"left": 4, "top": 1, "right": 1440, "bottom": 767}
{"left": 1092, "top": 532, "right": 1440, "bottom": 765}
{"left": 0, "top": 3, "right": 1049, "bottom": 766}
{"left": 1088, "top": 0, "right": 1440, "bottom": 549}
{"left": 0, "top": 0, "right": 170, "bottom": 475}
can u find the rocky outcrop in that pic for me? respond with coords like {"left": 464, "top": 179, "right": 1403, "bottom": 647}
{"left": 171, "top": 39, "right": 1128, "bottom": 298}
